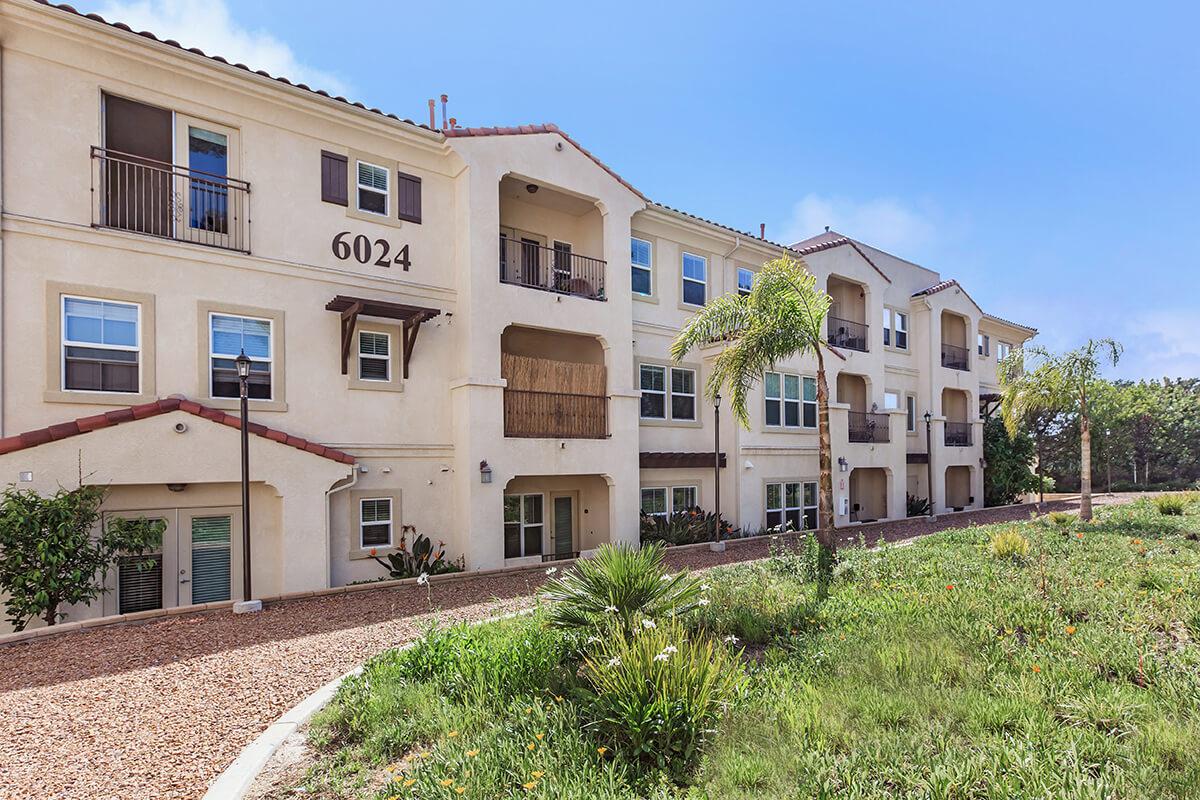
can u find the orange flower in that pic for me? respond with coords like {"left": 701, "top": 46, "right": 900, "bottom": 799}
{"left": 1066, "top": 625, "right": 1077, "bottom": 635}
{"left": 946, "top": 584, "right": 955, "bottom": 591}
{"left": 597, "top": 746, "right": 608, "bottom": 755}
{"left": 403, "top": 778, "right": 417, "bottom": 787}
{"left": 523, "top": 781, "right": 538, "bottom": 791}
{"left": 527, "top": 742, "right": 536, "bottom": 751}
{"left": 1132, "top": 538, "right": 1143, "bottom": 545}
{"left": 440, "top": 778, "right": 455, "bottom": 787}
{"left": 1076, "top": 533, "right": 1083, "bottom": 539}
{"left": 456, "top": 788, "right": 467, "bottom": 795}
{"left": 369, "top": 548, "right": 378, "bottom": 556}
{"left": 1031, "top": 664, "right": 1042, "bottom": 673}
{"left": 535, "top": 732, "right": 545, "bottom": 741}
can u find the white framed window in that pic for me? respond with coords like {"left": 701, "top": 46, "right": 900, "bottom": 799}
{"left": 682, "top": 252, "right": 707, "bottom": 306}
{"left": 670, "top": 367, "right": 696, "bottom": 421}
{"left": 978, "top": 333, "right": 991, "bottom": 357}
{"left": 906, "top": 394, "right": 917, "bottom": 432}
{"left": 884, "top": 308, "right": 908, "bottom": 349}
{"left": 996, "top": 341, "right": 1012, "bottom": 362}
{"left": 737, "top": 267, "right": 754, "bottom": 296}
{"left": 640, "top": 364, "right": 666, "bottom": 419}
{"left": 884, "top": 390, "right": 901, "bottom": 410}
{"left": 62, "top": 296, "right": 141, "bottom": 393}
{"left": 359, "top": 497, "right": 393, "bottom": 548}
{"left": 765, "top": 372, "right": 816, "bottom": 428}
{"left": 631, "top": 237, "right": 653, "bottom": 296}
{"left": 504, "top": 493, "right": 543, "bottom": 558}
{"left": 672, "top": 485, "right": 698, "bottom": 512}
{"left": 356, "top": 160, "right": 389, "bottom": 216}
{"left": 766, "top": 481, "right": 818, "bottom": 531}
{"left": 209, "top": 313, "right": 273, "bottom": 400}
{"left": 641, "top": 487, "right": 668, "bottom": 517}
{"left": 358, "top": 331, "right": 390, "bottom": 382}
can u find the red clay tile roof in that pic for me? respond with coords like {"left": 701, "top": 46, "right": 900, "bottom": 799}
{"left": 982, "top": 312, "right": 1038, "bottom": 335}
{"left": 792, "top": 237, "right": 891, "bottom": 283}
{"left": 0, "top": 397, "right": 356, "bottom": 464}
{"left": 30, "top": 1, "right": 435, "bottom": 135}
{"left": 911, "top": 279, "right": 959, "bottom": 297}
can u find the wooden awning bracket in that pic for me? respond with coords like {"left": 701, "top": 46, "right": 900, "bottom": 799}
{"left": 325, "top": 295, "right": 441, "bottom": 378}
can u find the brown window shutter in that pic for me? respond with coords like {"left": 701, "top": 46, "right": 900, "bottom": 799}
{"left": 321, "top": 150, "right": 348, "bottom": 206}
{"left": 396, "top": 170, "right": 422, "bottom": 223}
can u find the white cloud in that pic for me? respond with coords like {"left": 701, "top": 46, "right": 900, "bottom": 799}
{"left": 779, "top": 193, "right": 937, "bottom": 254}
{"left": 95, "top": 0, "right": 352, "bottom": 97}
{"left": 1116, "top": 309, "right": 1200, "bottom": 380}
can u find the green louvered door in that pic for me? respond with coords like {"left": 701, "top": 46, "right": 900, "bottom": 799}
{"left": 180, "top": 511, "right": 235, "bottom": 606}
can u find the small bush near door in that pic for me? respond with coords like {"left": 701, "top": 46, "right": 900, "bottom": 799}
{"left": 369, "top": 526, "right": 464, "bottom": 579}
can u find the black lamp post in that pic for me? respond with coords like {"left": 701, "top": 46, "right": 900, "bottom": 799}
{"left": 924, "top": 411, "right": 934, "bottom": 518}
{"left": 235, "top": 350, "right": 253, "bottom": 604}
{"left": 713, "top": 392, "right": 722, "bottom": 549}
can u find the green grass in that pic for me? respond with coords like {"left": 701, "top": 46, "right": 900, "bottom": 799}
{"left": 294, "top": 499, "right": 1200, "bottom": 799}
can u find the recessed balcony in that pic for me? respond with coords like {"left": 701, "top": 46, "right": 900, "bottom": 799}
{"left": 848, "top": 411, "right": 890, "bottom": 443}
{"left": 941, "top": 343, "right": 970, "bottom": 371}
{"left": 499, "top": 236, "right": 606, "bottom": 301}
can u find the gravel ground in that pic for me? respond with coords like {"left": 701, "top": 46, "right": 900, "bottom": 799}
{"left": 0, "top": 496, "right": 1127, "bottom": 799}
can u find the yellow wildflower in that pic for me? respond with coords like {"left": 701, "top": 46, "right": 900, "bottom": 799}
{"left": 523, "top": 781, "right": 538, "bottom": 790}
{"left": 532, "top": 771, "right": 545, "bottom": 779}
{"left": 440, "top": 778, "right": 455, "bottom": 787}
{"left": 456, "top": 789, "right": 466, "bottom": 796}
{"left": 1065, "top": 625, "right": 1077, "bottom": 635}
{"left": 597, "top": 746, "right": 608, "bottom": 755}
{"left": 527, "top": 742, "right": 536, "bottom": 751}
{"left": 404, "top": 778, "right": 417, "bottom": 787}
{"left": 535, "top": 732, "right": 545, "bottom": 741}
{"left": 447, "top": 730, "right": 459, "bottom": 738}
{"left": 466, "top": 749, "right": 479, "bottom": 757}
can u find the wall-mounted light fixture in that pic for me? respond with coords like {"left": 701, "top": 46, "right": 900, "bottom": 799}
{"left": 166, "top": 483, "right": 187, "bottom": 493}
{"left": 479, "top": 460, "right": 493, "bottom": 484}
{"left": 525, "top": 183, "right": 539, "bottom": 194}
{"left": 838, "top": 457, "right": 848, "bottom": 473}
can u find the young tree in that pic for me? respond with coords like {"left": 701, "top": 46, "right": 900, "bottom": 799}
{"left": 671, "top": 256, "right": 838, "bottom": 576}
{"left": 0, "top": 484, "right": 164, "bottom": 630}
{"left": 999, "top": 338, "right": 1122, "bottom": 521}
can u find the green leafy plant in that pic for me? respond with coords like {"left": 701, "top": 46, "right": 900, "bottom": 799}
{"left": 0, "top": 484, "right": 164, "bottom": 630}
{"left": 906, "top": 493, "right": 931, "bottom": 518}
{"left": 540, "top": 543, "right": 703, "bottom": 634}
{"left": 1153, "top": 495, "right": 1186, "bottom": 516}
{"left": 368, "top": 525, "right": 463, "bottom": 579}
{"left": 639, "top": 507, "right": 735, "bottom": 546}
{"left": 983, "top": 417, "right": 1041, "bottom": 506}
{"left": 1046, "top": 511, "right": 1075, "bottom": 528}
{"left": 582, "top": 616, "right": 745, "bottom": 782}
{"left": 988, "top": 528, "right": 1031, "bottom": 561}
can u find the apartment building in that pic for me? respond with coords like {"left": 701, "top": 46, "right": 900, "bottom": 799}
{"left": 0, "top": 0, "right": 1035, "bottom": 629}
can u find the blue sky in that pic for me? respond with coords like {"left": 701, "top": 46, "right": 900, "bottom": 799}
{"left": 90, "top": 1, "right": 1199, "bottom": 380}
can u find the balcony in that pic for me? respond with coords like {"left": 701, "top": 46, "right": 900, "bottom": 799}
{"left": 941, "top": 343, "right": 970, "bottom": 371}
{"left": 503, "top": 390, "right": 607, "bottom": 439}
{"left": 828, "top": 316, "right": 869, "bottom": 352}
{"left": 944, "top": 421, "right": 972, "bottom": 447}
{"left": 499, "top": 236, "right": 605, "bottom": 301}
{"left": 848, "top": 411, "right": 890, "bottom": 443}
{"left": 91, "top": 146, "right": 251, "bottom": 253}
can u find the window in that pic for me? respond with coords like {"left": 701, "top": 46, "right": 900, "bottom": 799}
{"left": 631, "top": 237, "right": 653, "bottom": 296}
{"left": 996, "top": 341, "right": 1012, "bottom": 361}
{"left": 356, "top": 160, "right": 389, "bottom": 216}
{"left": 62, "top": 296, "right": 140, "bottom": 393}
{"left": 641, "top": 487, "right": 668, "bottom": 517}
{"left": 906, "top": 395, "right": 917, "bottom": 432}
{"left": 884, "top": 309, "right": 908, "bottom": 349}
{"left": 737, "top": 267, "right": 754, "bottom": 296}
{"left": 640, "top": 364, "right": 666, "bottom": 419}
{"left": 358, "top": 331, "right": 390, "bottom": 382}
{"left": 504, "top": 494, "right": 543, "bottom": 558}
{"left": 682, "top": 252, "right": 707, "bottom": 306}
{"left": 187, "top": 127, "right": 229, "bottom": 233}
{"left": 978, "top": 333, "right": 990, "bottom": 357}
{"left": 672, "top": 486, "right": 698, "bottom": 512}
{"left": 884, "top": 390, "right": 901, "bottom": 410}
{"left": 766, "top": 481, "right": 818, "bottom": 531}
{"left": 360, "top": 498, "right": 393, "bottom": 548}
{"left": 210, "top": 313, "right": 272, "bottom": 400}
{"left": 671, "top": 368, "right": 696, "bottom": 421}
{"left": 765, "top": 372, "right": 816, "bottom": 428}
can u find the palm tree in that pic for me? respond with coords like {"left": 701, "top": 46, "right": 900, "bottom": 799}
{"left": 999, "top": 338, "right": 1122, "bottom": 521}
{"left": 670, "top": 256, "right": 837, "bottom": 572}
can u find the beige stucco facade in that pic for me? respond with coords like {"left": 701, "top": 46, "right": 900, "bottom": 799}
{"left": 0, "top": 0, "right": 1036, "bottom": 631}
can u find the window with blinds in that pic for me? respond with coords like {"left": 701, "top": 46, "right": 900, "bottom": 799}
{"left": 356, "top": 160, "right": 389, "bottom": 215}
{"left": 118, "top": 553, "right": 163, "bottom": 614}
{"left": 360, "top": 498, "right": 393, "bottom": 548}
{"left": 63, "top": 296, "right": 140, "bottom": 393}
{"left": 358, "top": 331, "right": 390, "bottom": 382}
{"left": 210, "top": 313, "right": 272, "bottom": 399}
{"left": 190, "top": 515, "right": 232, "bottom": 604}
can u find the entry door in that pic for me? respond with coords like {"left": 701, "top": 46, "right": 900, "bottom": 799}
{"left": 179, "top": 508, "right": 241, "bottom": 606}
{"left": 102, "top": 94, "right": 173, "bottom": 236}
{"left": 551, "top": 495, "right": 575, "bottom": 558}
{"left": 521, "top": 237, "right": 543, "bottom": 287}
{"left": 176, "top": 116, "right": 238, "bottom": 248}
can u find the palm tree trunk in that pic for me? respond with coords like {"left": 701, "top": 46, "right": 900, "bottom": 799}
{"left": 815, "top": 348, "right": 836, "bottom": 581}
{"left": 1079, "top": 391, "right": 1093, "bottom": 521}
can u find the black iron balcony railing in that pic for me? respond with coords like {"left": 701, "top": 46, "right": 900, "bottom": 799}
{"left": 499, "top": 236, "right": 606, "bottom": 301}
{"left": 944, "top": 421, "right": 973, "bottom": 447}
{"left": 503, "top": 389, "right": 608, "bottom": 439}
{"left": 827, "top": 316, "right": 869, "bottom": 352}
{"left": 941, "top": 342, "right": 970, "bottom": 371}
{"left": 91, "top": 146, "right": 251, "bottom": 253}
{"left": 848, "top": 411, "right": 891, "bottom": 443}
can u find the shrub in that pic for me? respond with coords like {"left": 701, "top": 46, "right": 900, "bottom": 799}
{"left": 1153, "top": 495, "right": 1186, "bottom": 516}
{"left": 639, "top": 507, "right": 735, "bottom": 546}
{"left": 541, "top": 543, "right": 703, "bottom": 634}
{"left": 906, "top": 493, "right": 931, "bottom": 518}
{"left": 582, "top": 617, "right": 745, "bottom": 782}
{"left": 368, "top": 525, "right": 463, "bottom": 578}
{"left": 1046, "top": 511, "right": 1075, "bottom": 528}
{"left": 988, "top": 529, "right": 1031, "bottom": 561}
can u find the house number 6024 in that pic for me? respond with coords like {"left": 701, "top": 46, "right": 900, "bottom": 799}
{"left": 331, "top": 231, "right": 411, "bottom": 271}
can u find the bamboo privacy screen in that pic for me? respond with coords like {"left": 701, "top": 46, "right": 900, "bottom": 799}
{"left": 502, "top": 353, "right": 608, "bottom": 438}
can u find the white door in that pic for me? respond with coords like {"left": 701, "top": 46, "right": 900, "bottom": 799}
{"left": 179, "top": 508, "right": 241, "bottom": 606}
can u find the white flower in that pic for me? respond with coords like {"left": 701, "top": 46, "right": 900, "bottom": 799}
{"left": 698, "top": 598, "right": 711, "bottom": 606}
{"left": 545, "top": 567, "right": 558, "bottom": 575}
{"left": 603, "top": 605, "right": 618, "bottom": 613}
{"left": 641, "top": 619, "right": 657, "bottom": 629}
{"left": 606, "top": 657, "right": 621, "bottom": 667}
{"left": 653, "top": 652, "right": 670, "bottom": 662}
{"left": 723, "top": 635, "right": 739, "bottom": 644}
{"left": 416, "top": 573, "right": 429, "bottom": 586}
{"left": 663, "top": 645, "right": 678, "bottom": 654}
{"left": 700, "top": 583, "right": 711, "bottom": 592}
{"left": 659, "top": 574, "right": 672, "bottom": 582}
{"left": 586, "top": 635, "right": 600, "bottom": 645}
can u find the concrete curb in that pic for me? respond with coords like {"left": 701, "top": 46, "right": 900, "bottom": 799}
{"left": 201, "top": 608, "right": 536, "bottom": 799}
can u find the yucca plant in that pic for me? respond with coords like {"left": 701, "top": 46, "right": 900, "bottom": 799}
{"left": 540, "top": 543, "right": 703, "bottom": 634}
{"left": 1046, "top": 511, "right": 1075, "bottom": 528}
{"left": 1153, "top": 494, "right": 1186, "bottom": 516}
{"left": 988, "top": 529, "right": 1031, "bottom": 561}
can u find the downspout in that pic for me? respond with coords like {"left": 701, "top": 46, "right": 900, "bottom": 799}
{"left": 324, "top": 467, "right": 359, "bottom": 589}
{"left": 0, "top": 42, "right": 6, "bottom": 436}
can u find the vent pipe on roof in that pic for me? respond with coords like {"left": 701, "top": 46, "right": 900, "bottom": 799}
{"left": 825, "top": 225, "right": 830, "bottom": 233}
{"left": 759, "top": 223, "right": 765, "bottom": 240}
{"left": 428, "top": 99, "right": 436, "bottom": 129}
{"left": 441, "top": 94, "right": 448, "bottom": 130}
